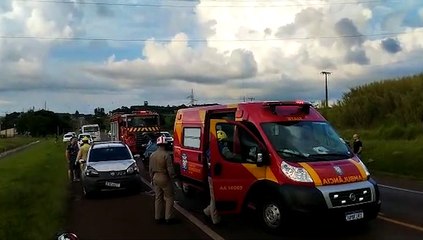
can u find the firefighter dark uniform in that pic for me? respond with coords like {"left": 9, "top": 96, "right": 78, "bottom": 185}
{"left": 149, "top": 136, "right": 178, "bottom": 224}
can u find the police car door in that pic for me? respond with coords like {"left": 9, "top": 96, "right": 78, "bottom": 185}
{"left": 209, "top": 119, "right": 264, "bottom": 214}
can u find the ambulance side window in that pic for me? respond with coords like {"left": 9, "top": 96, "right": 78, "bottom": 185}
{"left": 237, "top": 127, "right": 260, "bottom": 163}
{"left": 216, "top": 123, "right": 260, "bottom": 164}
{"left": 183, "top": 127, "right": 201, "bottom": 149}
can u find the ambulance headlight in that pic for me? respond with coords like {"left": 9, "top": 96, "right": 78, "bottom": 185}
{"left": 358, "top": 160, "right": 371, "bottom": 178}
{"left": 281, "top": 162, "right": 313, "bottom": 183}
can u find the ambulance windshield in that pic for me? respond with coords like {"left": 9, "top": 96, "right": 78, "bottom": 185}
{"left": 262, "top": 121, "right": 353, "bottom": 162}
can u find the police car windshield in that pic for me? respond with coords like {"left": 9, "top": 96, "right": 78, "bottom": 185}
{"left": 89, "top": 146, "right": 132, "bottom": 162}
{"left": 262, "top": 121, "right": 352, "bottom": 162}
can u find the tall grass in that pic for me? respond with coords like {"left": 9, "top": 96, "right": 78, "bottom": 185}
{"left": 0, "top": 140, "right": 68, "bottom": 240}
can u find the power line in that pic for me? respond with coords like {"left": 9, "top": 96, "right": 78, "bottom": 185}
{"left": 0, "top": 29, "right": 419, "bottom": 42}
{"left": 14, "top": 0, "right": 399, "bottom": 8}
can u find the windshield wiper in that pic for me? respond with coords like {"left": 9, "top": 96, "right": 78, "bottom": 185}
{"left": 308, "top": 152, "right": 352, "bottom": 160}
{"left": 277, "top": 149, "right": 311, "bottom": 161}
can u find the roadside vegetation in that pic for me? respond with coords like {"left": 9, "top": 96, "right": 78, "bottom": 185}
{"left": 0, "top": 140, "right": 68, "bottom": 240}
{"left": 325, "top": 73, "right": 423, "bottom": 179}
{"left": 0, "top": 136, "right": 38, "bottom": 153}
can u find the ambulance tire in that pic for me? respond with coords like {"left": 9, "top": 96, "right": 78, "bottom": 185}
{"left": 259, "top": 198, "right": 285, "bottom": 233}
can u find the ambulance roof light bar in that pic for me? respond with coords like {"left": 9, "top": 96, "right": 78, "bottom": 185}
{"left": 263, "top": 100, "right": 312, "bottom": 114}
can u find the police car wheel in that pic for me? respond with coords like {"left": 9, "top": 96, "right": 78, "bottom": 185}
{"left": 261, "top": 200, "right": 283, "bottom": 231}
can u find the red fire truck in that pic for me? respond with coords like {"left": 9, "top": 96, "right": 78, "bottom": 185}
{"left": 110, "top": 110, "right": 160, "bottom": 155}
{"left": 173, "top": 101, "right": 380, "bottom": 231}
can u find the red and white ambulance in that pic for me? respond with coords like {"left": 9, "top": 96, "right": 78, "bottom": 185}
{"left": 173, "top": 101, "right": 381, "bottom": 231}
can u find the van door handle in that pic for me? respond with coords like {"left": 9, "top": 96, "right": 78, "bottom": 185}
{"left": 214, "top": 163, "right": 222, "bottom": 176}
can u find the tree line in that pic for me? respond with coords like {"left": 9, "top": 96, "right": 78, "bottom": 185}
{"left": 326, "top": 73, "right": 423, "bottom": 127}
{"left": 2, "top": 74, "right": 422, "bottom": 137}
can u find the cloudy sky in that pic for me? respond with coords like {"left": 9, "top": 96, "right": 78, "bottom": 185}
{"left": 1, "top": 0, "right": 423, "bottom": 114}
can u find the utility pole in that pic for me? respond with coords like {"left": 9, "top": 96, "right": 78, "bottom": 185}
{"left": 320, "top": 71, "right": 331, "bottom": 108}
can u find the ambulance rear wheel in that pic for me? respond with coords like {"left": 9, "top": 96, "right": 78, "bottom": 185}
{"left": 260, "top": 199, "right": 284, "bottom": 232}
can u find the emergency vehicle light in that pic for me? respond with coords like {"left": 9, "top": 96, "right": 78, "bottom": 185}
{"left": 263, "top": 101, "right": 312, "bottom": 114}
{"left": 132, "top": 110, "right": 147, "bottom": 114}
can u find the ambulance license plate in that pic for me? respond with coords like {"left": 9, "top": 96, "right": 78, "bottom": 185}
{"left": 105, "top": 181, "right": 120, "bottom": 188}
{"left": 345, "top": 211, "right": 364, "bottom": 221}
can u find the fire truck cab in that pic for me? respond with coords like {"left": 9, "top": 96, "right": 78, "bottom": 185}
{"left": 173, "top": 101, "right": 381, "bottom": 231}
{"left": 110, "top": 110, "right": 160, "bottom": 155}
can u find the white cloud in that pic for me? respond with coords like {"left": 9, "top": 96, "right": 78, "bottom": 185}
{"left": 84, "top": 33, "right": 258, "bottom": 86}
{"left": 1, "top": 0, "right": 423, "bottom": 114}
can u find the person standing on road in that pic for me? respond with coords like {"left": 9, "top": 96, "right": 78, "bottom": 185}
{"left": 203, "top": 147, "right": 221, "bottom": 225}
{"left": 65, "top": 137, "right": 80, "bottom": 182}
{"left": 352, "top": 133, "right": 363, "bottom": 158}
{"left": 149, "top": 136, "right": 180, "bottom": 225}
{"left": 76, "top": 136, "right": 91, "bottom": 180}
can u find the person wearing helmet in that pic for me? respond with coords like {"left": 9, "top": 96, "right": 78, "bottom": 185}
{"left": 217, "top": 129, "right": 242, "bottom": 162}
{"left": 75, "top": 136, "right": 91, "bottom": 181}
{"left": 149, "top": 136, "right": 180, "bottom": 225}
{"left": 56, "top": 232, "right": 79, "bottom": 240}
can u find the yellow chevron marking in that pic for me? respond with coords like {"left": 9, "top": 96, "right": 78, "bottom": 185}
{"left": 298, "top": 162, "right": 322, "bottom": 186}
{"left": 348, "top": 159, "right": 368, "bottom": 180}
{"left": 241, "top": 164, "right": 278, "bottom": 183}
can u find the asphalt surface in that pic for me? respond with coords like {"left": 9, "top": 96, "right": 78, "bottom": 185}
{"left": 67, "top": 134, "right": 423, "bottom": 239}
{"left": 67, "top": 160, "right": 423, "bottom": 240}
{"left": 67, "top": 180, "right": 212, "bottom": 240}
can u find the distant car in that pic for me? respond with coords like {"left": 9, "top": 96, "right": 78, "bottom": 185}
{"left": 63, "top": 133, "right": 74, "bottom": 142}
{"left": 80, "top": 142, "right": 142, "bottom": 197}
{"left": 77, "top": 133, "right": 93, "bottom": 147}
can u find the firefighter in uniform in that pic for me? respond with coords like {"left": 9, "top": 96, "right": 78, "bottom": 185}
{"left": 149, "top": 136, "right": 180, "bottom": 224}
{"left": 76, "top": 136, "right": 91, "bottom": 174}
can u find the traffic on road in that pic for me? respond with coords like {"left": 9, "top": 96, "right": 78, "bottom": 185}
{"left": 62, "top": 101, "right": 423, "bottom": 240}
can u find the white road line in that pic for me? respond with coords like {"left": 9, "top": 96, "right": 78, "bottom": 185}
{"left": 379, "top": 184, "right": 423, "bottom": 195}
{"left": 378, "top": 215, "right": 423, "bottom": 232}
{"left": 140, "top": 177, "right": 225, "bottom": 240}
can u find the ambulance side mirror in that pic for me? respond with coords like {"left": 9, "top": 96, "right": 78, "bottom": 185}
{"left": 256, "top": 152, "right": 269, "bottom": 167}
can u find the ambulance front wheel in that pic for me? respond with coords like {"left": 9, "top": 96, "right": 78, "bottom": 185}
{"left": 260, "top": 199, "right": 285, "bottom": 232}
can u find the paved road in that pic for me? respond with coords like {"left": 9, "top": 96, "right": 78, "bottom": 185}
{"left": 67, "top": 181, "right": 212, "bottom": 240}
{"left": 67, "top": 158, "right": 423, "bottom": 240}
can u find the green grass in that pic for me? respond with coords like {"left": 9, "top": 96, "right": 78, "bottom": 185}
{"left": 338, "top": 129, "right": 423, "bottom": 179}
{"left": 0, "top": 139, "right": 68, "bottom": 240}
{"left": 0, "top": 136, "right": 39, "bottom": 153}
{"left": 360, "top": 138, "right": 423, "bottom": 179}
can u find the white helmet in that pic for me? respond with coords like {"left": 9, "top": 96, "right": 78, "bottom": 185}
{"left": 156, "top": 136, "right": 168, "bottom": 145}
